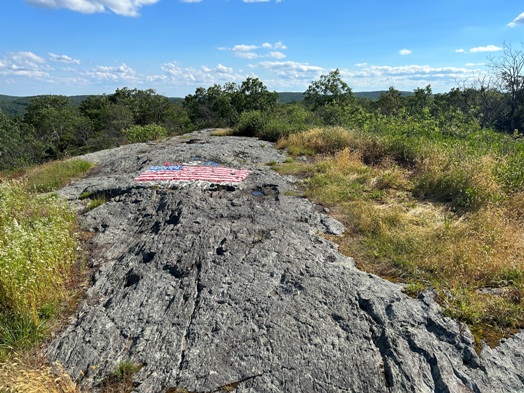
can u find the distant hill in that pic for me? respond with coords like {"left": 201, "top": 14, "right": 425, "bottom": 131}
{"left": 0, "top": 91, "right": 414, "bottom": 117}
{"left": 0, "top": 94, "right": 92, "bottom": 118}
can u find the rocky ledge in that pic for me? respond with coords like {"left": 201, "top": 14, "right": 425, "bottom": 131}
{"left": 47, "top": 129, "right": 524, "bottom": 393}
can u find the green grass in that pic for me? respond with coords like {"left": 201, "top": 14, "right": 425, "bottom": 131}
{"left": 277, "top": 124, "right": 524, "bottom": 345}
{"left": 99, "top": 361, "right": 143, "bottom": 393}
{"left": 24, "top": 159, "right": 94, "bottom": 193}
{"left": 0, "top": 180, "right": 81, "bottom": 357}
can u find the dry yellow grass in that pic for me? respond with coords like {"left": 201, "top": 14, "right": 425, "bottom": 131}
{"left": 0, "top": 358, "right": 79, "bottom": 393}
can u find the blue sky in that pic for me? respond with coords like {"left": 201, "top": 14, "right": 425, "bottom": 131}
{"left": 1, "top": 0, "right": 523, "bottom": 97}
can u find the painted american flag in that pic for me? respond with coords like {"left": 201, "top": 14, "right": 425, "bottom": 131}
{"left": 134, "top": 163, "right": 250, "bottom": 183}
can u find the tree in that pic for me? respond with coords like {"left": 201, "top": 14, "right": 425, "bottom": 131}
{"left": 233, "top": 77, "right": 278, "bottom": 113}
{"left": 489, "top": 43, "right": 524, "bottom": 132}
{"left": 183, "top": 78, "right": 277, "bottom": 128}
{"left": 407, "top": 85, "right": 434, "bottom": 116}
{"left": 304, "top": 69, "right": 354, "bottom": 110}
{"left": 23, "top": 95, "right": 89, "bottom": 159}
{"left": 0, "top": 110, "right": 40, "bottom": 170}
{"left": 376, "top": 86, "right": 405, "bottom": 116}
{"left": 183, "top": 85, "right": 237, "bottom": 128}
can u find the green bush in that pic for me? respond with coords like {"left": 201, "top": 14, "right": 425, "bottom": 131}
{"left": 233, "top": 110, "right": 267, "bottom": 137}
{"left": 122, "top": 124, "right": 168, "bottom": 143}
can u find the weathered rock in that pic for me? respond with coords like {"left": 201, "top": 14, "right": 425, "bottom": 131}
{"left": 47, "top": 129, "right": 524, "bottom": 392}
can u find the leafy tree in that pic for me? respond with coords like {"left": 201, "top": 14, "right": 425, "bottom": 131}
{"left": 108, "top": 88, "right": 180, "bottom": 127}
{"left": 0, "top": 110, "right": 40, "bottom": 170}
{"left": 304, "top": 69, "right": 354, "bottom": 110}
{"left": 184, "top": 85, "right": 236, "bottom": 128}
{"left": 23, "top": 96, "right": 90, "bottom": 159}
{"left": 184, "top": 78, "right": 277, "bottom": 128}
{"left": 407, "top": 85, "right": 434, "bottom": 116}
{"left": 376, "top": 86, "right": 405, "bottom": 116}
{"left": 233, "top": 77, "right": 278, "bottom": 113}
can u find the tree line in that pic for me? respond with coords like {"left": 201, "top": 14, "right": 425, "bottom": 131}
{"left": 1, "top": 43, "right": 524, "bottom": 172}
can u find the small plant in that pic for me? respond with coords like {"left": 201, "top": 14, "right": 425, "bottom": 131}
{"left": 79, "top": 191, "right": 94, "bottom": 200}
{"left": 99, "top": 360, "right": 143, "bottom": 393}
{"left": 86, "top": 197, "right": 106, "bottom": 211}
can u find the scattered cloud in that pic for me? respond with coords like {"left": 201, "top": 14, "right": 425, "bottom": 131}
{"left": 344, "top": 63, "right": 483, "bottom": 91}
{"left": 257, "top": 60, "right": 323, "bottom": 80}
{"left": 0, "top": 51, "right": 52, "bottom": 79}
{"left": 24, "top": 0, "right": 160, "bottom": 17}
{"left": 219, "top": 41, "right": 287, "bottom": 59}
{"left": 508, "top": 12, "right": 524, "bottom": 28}
{"left": 399, "top": 49, "right": 412, "bottom": 56}
{"left": 465, "top": 62, "right": 484, "bottom": 67}
{"left": 82, "top": 63, "right": 140, "bottom": 82}
{"left": 159, "top": 62, "right": 241, "bottom": 86}
{"left": 455, "top": 45, "right": 502, "bottom": 54}
{"left": 469, "top": 45, "right": 503, "bottom": 53}
{"left": 49, "top": 53, "right": 80, "bottom": 64}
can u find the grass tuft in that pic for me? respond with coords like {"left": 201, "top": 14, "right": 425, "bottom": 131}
{"left": 99, "top": 361, "right": 143, "bottom": 393}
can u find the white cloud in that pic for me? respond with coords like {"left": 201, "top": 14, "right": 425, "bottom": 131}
{"left": 269, "top": 51, "right": 286, "bottom": 59}
{"left": 342, "top": 63, "right": 484, "bottom": 92}
{"left": 232, "top": 44, "right": 259, "bottom": 52}
{"left": 0, "top": 52, "right": 52, "bottom": 79}
{"left": 469, "top": 45, "right": 503, "bottom": 53}
{"left": 455, "top": 49, "right": 465, "bottom": 53}
{"left": 49, "top": 53, "right": 80, "bottom": 64}
{"left": 159, "top": 62, "right": 240, "bottom": 86}
{"left": 235, "top": 52, "right": 259, "bottom": 59}
{"left": 257, "top": 60, "right": 323, "bottom": 80}
{"left": 83, "top": 63, "right": 140, "bottom": 82}
{"left": 508, "top": 12, "right": 524, "bottom": 27}
{"left": 24, "top": 0, "right": 160, "bottom": 17}
{"left": 220, "top": 41, "right": 287, "bottom": 59}
{"left": 465, "top": 62, "right": 484, "bottom": 67}
{"left": 399, "top": 49, "right": 412, "bottom": 56}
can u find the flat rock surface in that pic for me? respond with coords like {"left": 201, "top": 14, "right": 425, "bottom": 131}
{"left": 47, "top": 129, "right": 524, "bottom": 393}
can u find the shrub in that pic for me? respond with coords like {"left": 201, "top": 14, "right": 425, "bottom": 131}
{"left": 122, "top": 124, "right": 168, "bottom": 143}
{"left": 233, "top": 110, "right": 267, "bottom": 137}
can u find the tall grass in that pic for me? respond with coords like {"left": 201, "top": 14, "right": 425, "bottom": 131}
{"left": 0, "top": 158, "right": 93, "bottom": 391}
{"left": 277, "top": 124, "right": 524, "bottom": 344}
{"left": 24, "top": 159, "right": 93, "bottom": 193}
{"left": 0, "top": 180, "right": 80, "bottom": 354}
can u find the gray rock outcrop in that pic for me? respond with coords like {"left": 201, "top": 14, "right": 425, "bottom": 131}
{"left": 47, "top": 129, "right": 524, "bottom": 392}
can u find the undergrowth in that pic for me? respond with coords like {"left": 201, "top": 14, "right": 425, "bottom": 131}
{"left": 0, "top": 158, "right": 92, "bottom": 391}
{"left": 277, "top": 125, "right": 524, "bottom": 345}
